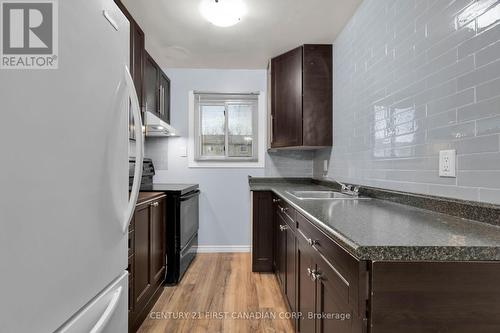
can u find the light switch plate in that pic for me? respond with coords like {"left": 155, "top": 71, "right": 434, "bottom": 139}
{"left": 439, "top": 150, "right": 456, "bottom": 178}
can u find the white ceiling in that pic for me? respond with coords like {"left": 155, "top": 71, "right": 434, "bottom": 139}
{"left": 121, "top": 0, "right": 362, "bottom": 69}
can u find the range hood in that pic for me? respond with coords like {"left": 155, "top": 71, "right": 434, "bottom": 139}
{"left": 145, "top": 111, "right": 178, "bottom": 137}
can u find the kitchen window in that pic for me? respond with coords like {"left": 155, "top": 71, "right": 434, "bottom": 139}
{"left": 191, "top": 92, "right": 261, "bottom": 164}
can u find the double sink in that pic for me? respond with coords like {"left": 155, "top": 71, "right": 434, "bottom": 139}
{"left": 287, "top": 190, "right": 370, "bottom": 200}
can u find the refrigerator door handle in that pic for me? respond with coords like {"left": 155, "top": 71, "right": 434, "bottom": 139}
{"left": 88, "top": 286, "right": 123, "bottom": 333}
{"left": 124, "top": 66, "right": 144, "bottom": 234}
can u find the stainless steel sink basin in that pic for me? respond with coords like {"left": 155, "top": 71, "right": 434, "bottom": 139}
{"left": 287, "top": 190, "right": 370, "bottom": 200}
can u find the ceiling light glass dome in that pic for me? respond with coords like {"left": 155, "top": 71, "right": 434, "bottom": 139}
{"left": 200, "top": 0, "right": 247, "bottom": 27}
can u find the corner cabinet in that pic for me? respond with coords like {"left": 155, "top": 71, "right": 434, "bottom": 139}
{"left": 269, "top": 44, "right": 332, "bottom": 149}
{"left": 129, "top": 193, "right": 166, "bottom": 333}
{"left": 251, "top": 191, "right": 500, "bottom": 333}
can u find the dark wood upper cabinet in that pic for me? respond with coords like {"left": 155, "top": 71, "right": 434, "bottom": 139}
{"left": 270, "top": 44, "right": 332, "bottom": 149}
{"left": 159, "top": 72, "right": 171, "bottom": 124}
{"left": 302, "top": 45, "right": 333, "bottom": 147}
{"left": 143, "top": 51, "right": 171, "bottom": 124}
{"left": 131, "top": 21, "right": 144, "bottom": 111}
{"left": 114, "top": 0, "right": 144, "bottom": 114}
{"left": 143, "top": 52, "right": 159, "bottom": 117}
{"left": 271, "top": 47, "right": 303, "bottom": 148}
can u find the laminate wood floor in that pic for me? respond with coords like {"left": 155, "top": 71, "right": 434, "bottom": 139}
{"left": 138, "top": 253, "right": 295, "bottom": 333}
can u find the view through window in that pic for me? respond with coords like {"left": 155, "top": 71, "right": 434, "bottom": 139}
{"left": 195, "top": 93, "right": 259, "bottom": 161}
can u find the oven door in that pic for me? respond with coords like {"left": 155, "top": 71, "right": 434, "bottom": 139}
{"left": 179, "top": 190, "right": 200, "bottom": 249}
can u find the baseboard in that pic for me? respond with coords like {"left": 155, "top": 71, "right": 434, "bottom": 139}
{"left": 195, "top": 245, "right": 251, "bottom": 253}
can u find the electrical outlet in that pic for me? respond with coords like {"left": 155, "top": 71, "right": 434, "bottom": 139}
{"left": 439, "top": 150, "right": 456, "bottom": 178}
{"left": 323, "top": 160, "right": 329, "bottom": 172}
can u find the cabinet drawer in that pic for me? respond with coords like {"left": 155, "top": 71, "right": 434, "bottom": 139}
{"left": 276, "top": 198, "right": 296, "bottom": 228}
{"left": 296, "top": 212, "right": 362, "bottom": 315}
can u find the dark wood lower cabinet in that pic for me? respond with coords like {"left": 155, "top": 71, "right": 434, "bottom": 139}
{"left": 276, "top": 210, "right": 286, "bottom": 290}
{"left": 370, "top": 262, "right": 500, "bottom": 333}
{"left": 150, "top": 199, "right": 166, "bottom": 285}
{"left": 129, "top": 194, "right": 166, "bottom": 333}
{"left": 251, "top": 190, "right": 500, "bottom": 333}
{"left": 297, "top": 238, "right": 316, "bottom": 333}
{"left": 252, "top": 191, "right": 274, "bottom": 272}
{"left": 315, "top": 257, "right": 363, "bottom": 333}
{"left": 285, "top": 221, "right": 296, "bottom": 314}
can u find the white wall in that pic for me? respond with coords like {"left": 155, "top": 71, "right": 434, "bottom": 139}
{"left": 146, "top": 69, "right": 313, "bottom": 249}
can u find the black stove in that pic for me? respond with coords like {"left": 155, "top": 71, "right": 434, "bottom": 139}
{"left": 129, "top": 157, "right": 199, "bottom": 285}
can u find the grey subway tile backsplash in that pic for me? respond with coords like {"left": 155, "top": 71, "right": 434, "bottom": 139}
{"left": 426, "top": 88, "right": 474, "bottom": 115}
{"left": 452, "top": 134, "right": 500, "bottom": 154}
{"left": 476, "top": 77, "right": 500, "bottom": 101}
{"left": 458, "top": 95, "right": 500, "bottom": 121}
{"left": 458, "top": 171, "right": 500, "bottom": 188}
{"left": 314, "top": 0, "right": 500, "bottom": 204}
{"left": 475, "top": 40, "right": 500, "bottom": 67}
{"left": 457, "top": 58, "right": 500, "bottom": 90}
{"left": 476, "top": 115, "right": 500, "bottom": 136}
{"left": 427, "top": 122, "right": 476, "bottom": 141}
{"left": 479, "top": 188, "right": 500, "bottom": 204}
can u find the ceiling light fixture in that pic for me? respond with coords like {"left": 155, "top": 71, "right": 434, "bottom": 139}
{"left": 200, "top": 0, "right": 247, "bottom": 27}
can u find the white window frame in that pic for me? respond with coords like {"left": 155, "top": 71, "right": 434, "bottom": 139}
{"left": 188, "top": 91, "right": 266, "bottom": 168}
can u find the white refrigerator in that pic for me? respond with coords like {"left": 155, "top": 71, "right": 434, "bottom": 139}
{"left": 0, "top": 0, "right": 144, "bottom": 332}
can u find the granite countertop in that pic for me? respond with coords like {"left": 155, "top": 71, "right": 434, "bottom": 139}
{"left": 250, "top": 179, "right": 500, "bottom": 261}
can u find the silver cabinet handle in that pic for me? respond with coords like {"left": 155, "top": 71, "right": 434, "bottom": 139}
{"left": 273, "top": 198, "right": 281, "bottom": 203}
{"left": 307, "top": 268, "right": 312, "bottom": 277}
{"left": 279, "top": 224, "right": 288, "bottom": 231}
{"left": 279, "top": 207, "right": 288, "bottom": 213}
{"left": 312, "top": 270, "right": 322, "bottom": 282}
{"left": 123, "top": 66, "right": 144, "bottom": 234}
{"left": 307, "top": 238, "right": 319, "bottom": 247}
{"left": 150, "top": 202, "right": 159, "bottom": 207}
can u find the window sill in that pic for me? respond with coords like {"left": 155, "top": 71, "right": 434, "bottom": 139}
{"left": 188, "top": 159, "right": 265, "bottom": 169}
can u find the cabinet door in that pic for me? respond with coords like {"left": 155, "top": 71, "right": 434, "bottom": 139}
{"left": 252, "top": 192, "right": 274, "bottom": 272}
{"left": 276, "top": 212, "right": 287, "bottom": 292}
{"left": 297, "top": 239, "right": 316, "bottom": 333}
{"left": 150, "top": 198, "right": 166, "bottom": 285}
{"left": 302, "top": 44, "right": 332, "bottom": 147}
{"left": 131, "top": 21, "right": 144, "bottom": 110}
{"left": 159, "top": 72, "right": 171, "bottom": 124}
{"left": 316, "top": 258, "right": 361, "bottom": 333}
{"left": 271, "top": 46, "right": 303, "bottom": 148}
{"left": 143, "top": 53, "right": 158, "bottom": 116}
{"left": 134, "top": 203, "right": 152, "bottom": 308}
{"left": 285, "top": 222, "right": 296, "bottom": 313}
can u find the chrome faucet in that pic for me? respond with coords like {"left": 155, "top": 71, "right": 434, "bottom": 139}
{"left": 335, "top": 180, "right": 360, "bottom": 197}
